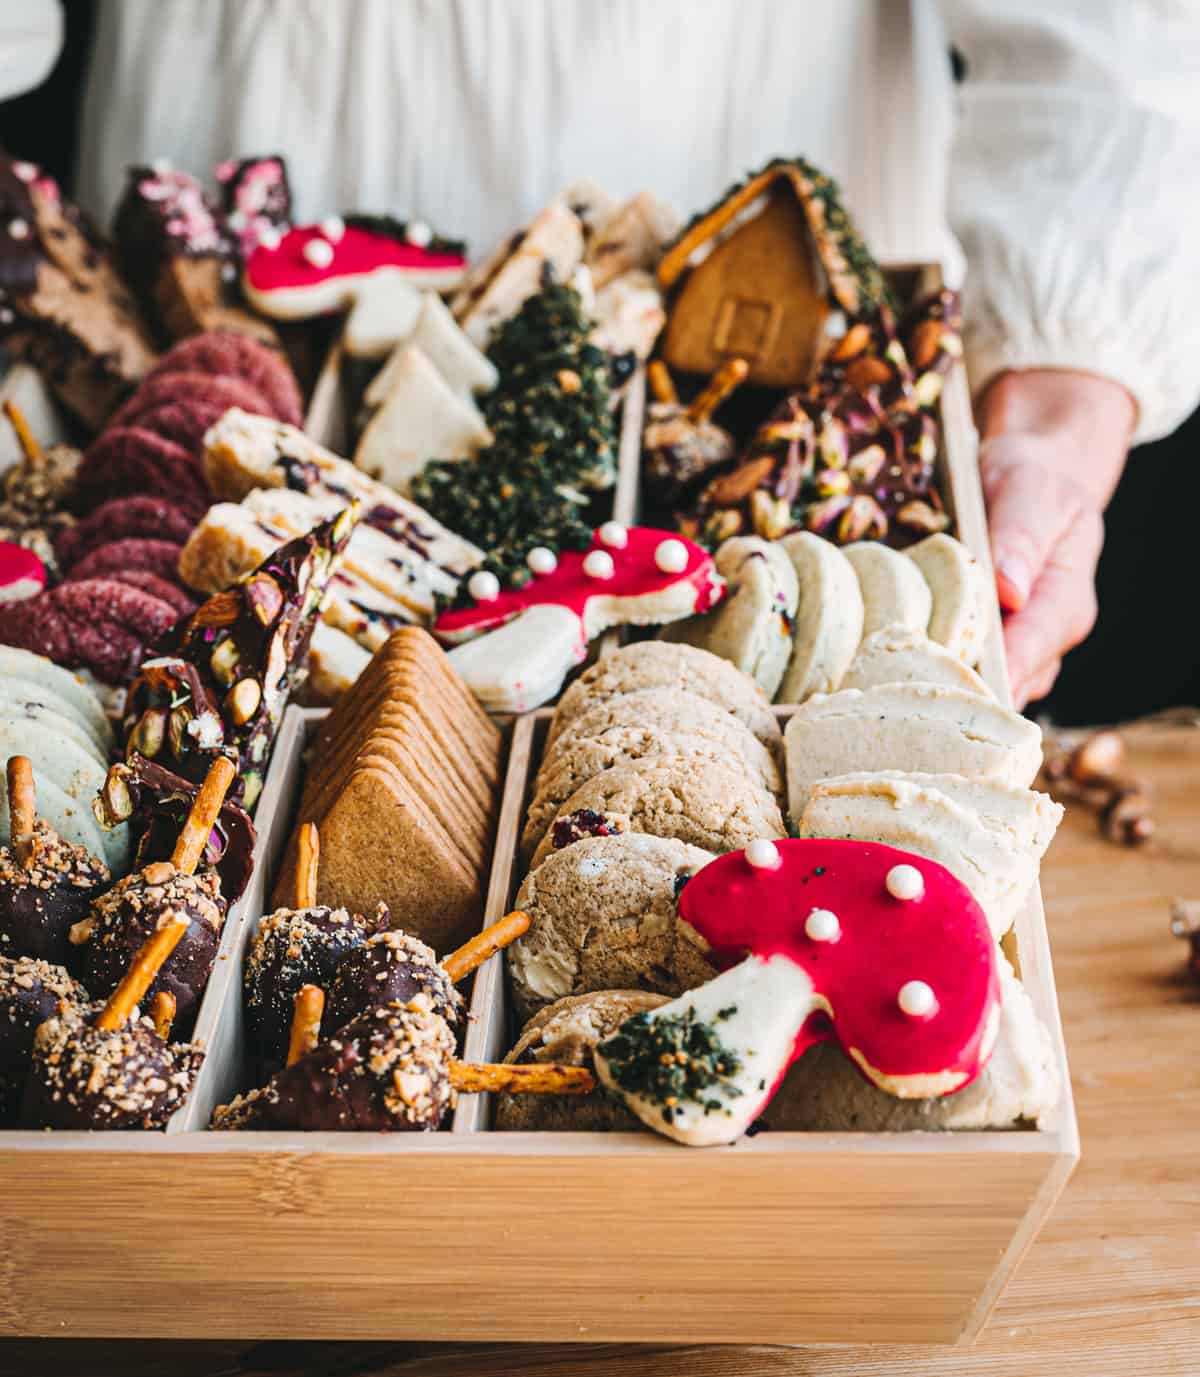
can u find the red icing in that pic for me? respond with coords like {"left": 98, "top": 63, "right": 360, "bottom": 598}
{"left": 245, "top": 224, "right": 466, "bottom": 293}
{"left": 0, "top": 541, "right": 46, "bottom": 596}
{"left": 432, "top": 528, "right": 724, "bottom": 642}
{"left": 678, "top": 838, "right": 1000, "bottom": 1089}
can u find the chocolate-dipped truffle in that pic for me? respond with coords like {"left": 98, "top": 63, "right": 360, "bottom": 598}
{"left": 0, "top": 953, "right": 87, "bottom": 1123}
{"left": 0, "top": 819, "right": 110, "bottom": 967}
{"left": 75, "top": 862, "right": 225, "bottom": 1030}
{"left": 325, "top": 929, "right": 462, "bottom": 1035}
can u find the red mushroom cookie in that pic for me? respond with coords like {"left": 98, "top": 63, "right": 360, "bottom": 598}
{"left": 242, "top": 216, "right": 467, "bottom": 320}
{"left": 594, "top": 837, "right": 1001, "bottom": 1146}
{"left": 433, "top": 525, "right": 725, "bottom": 712}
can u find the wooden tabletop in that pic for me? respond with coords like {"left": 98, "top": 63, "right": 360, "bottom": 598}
{"left": 2, "top": 720, "right": 1198, "bottom": 1377}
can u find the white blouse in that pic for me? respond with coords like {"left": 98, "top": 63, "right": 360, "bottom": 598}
{"left": 10, "top": 0, "right": 1200, "bottom": 443}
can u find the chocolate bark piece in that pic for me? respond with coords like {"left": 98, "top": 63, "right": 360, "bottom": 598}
{"left": 144, "top": 332, "right": 303, "bottom": 427}
{"left": 0, "top": 954, "right": 87, "bottom": 1123}
{"left": 215, "top": 155, "right": 292, "bottom": 258}
{"left": 326, "top": 929, "right": 462, "bottom": 1036}
{"left": 212, "top": 999, "right": 455, "bottom": 1132}
{"left": 76, "top": 863, "right": 225, "bottom": 1031}
{"left": 65, "top": 537, "right": 185, "bottom": 585}
{"left": 95, "top": 755, "right": 255, "bottom": 905}
{"left": 244, "top": 902, "right": 386, "bottom": 1074}
{"left": 73, "top": 426, "right": 210, "bottom": 516}
{"left": 109, "top": 570, "right": 197, "bottom": 619}
{"left": 114, "top": 505, "right": 358, "bottom": 811}
{"left": 113, "top": 371, "right": 275, "bottom": 431}
{"left": 54, "top": 496, "right": 196, "bottom": 572}
{"left": 0, "top": 576, "right": 179, "bottom": 685}
{"left": 21, "top": 1003, "right": 202, "bottom": 1129}
{"left": 0, "top": 157, "right": 158, "bottom": 433}
{"left": 113, "top": 163, "right": 279, "bottom": 350}
{"left": 0, "top": 819, "right": 110, "bottom": 966}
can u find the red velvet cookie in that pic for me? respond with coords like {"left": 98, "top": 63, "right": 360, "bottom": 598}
{"left": 0, "top": 577, "right": 179, "bottom": 684}
{"left": 145, "top": 332, "right": 302, "bottom": 426}
{"left": 106, "top": 569, "right": 197, "bottom": 619}
{"left": 54, "top": 496, "right": 196, "bottom": 571}
{"left": 66, "top": 537, "right": 184, "bottom": 585}
{"left": 72, "top": 427, "right": 209, "bottom": 515}
{"left": 112, "top": 371, "right": 274, "bottom": 431}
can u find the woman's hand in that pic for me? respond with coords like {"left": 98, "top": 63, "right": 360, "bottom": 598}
{"left": 976, "top": 370, "right": 1136, "bottom": 708}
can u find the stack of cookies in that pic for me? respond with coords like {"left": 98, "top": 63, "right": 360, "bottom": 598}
{"left": 271, "top": 629, "right": 502, "bottom": 953}
{"left": 507, "top": 642, "right": 785, "bottom": 1020}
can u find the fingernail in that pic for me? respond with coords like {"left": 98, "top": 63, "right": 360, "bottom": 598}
{"left": 996, "top": 557, "right": 1031, "bottom": 611}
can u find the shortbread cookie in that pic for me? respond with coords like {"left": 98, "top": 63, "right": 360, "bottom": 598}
{"left": 527, "top": 686, "right": 782, "bottom": 857}
{"left": 905, "top": 532, "right": 990, "bottom": 664}
{"left": 0, "top": 647, "right": 113, "bottom": 747}
{"left": 843, "top": 541, "right": 932, "bottom": 638}
{"left": 342, "top": 273, "right": 423, "bottom": 360}
{"left": 797, "top": 772, "right": 1061, "bottom": 939}
{"left": 529, "top": 755, "right": 785, "bottom": 870}
{"left": 659, "top": 536, "right": 799, "bottom": 698}
{"left": 494, "top": 990, "right": 671, "bottom": 1131}
{"left": 547, "top": 640, "right": 780, "bottom": 760}
{"left": 841, "top": 625, "right": 995, "bottom": 698}
{"left": 784, "top": 683, "right": 1043, "bottom": 818}
{"left": 507, "top": 833, "right": 716, "bottom": 1017}
{"left": 366, "top": 293, "right": 498, "bottom": 403}
{"left": 767, "top": 954, "right": 1059, "bottom": 1130}
{"left": 776, "top": 531, "right": 864, "bottom": 703}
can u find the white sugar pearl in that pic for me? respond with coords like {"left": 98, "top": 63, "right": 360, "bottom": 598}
{"left": 303, "top": 238, "right": 335, "bottom": 269}
{"left": 886, "top": 864, "right": 925, "bottom": 901}
{"left": 654, "top": 538, "right": 689, "bottom": 574}
{"left": 526, "top": 547, "right": 558, "bottom": 576}
{"left": 583, "top": 550, "right": 614, "bottom": 580}
{"left": 804, "top": 908, "right": 840, "bottom": 942}
{"left": 467, "top": 570, "right": 500, "bottom": 602}
{"left": 405, "top": 219, "right": 433, "bottom": 248}
{"left": 597, "top": 521, "right": 628, "bottom": 549}
{"left": 257, "top": 226, "right": 282, "bottom": 252}
{"left": 320, "top": 215, "right": 346, "bottom": 243}
{"left": 744, "top": 838, "right": 781, "bottom": 871}
{"left": 12, "top": 162, "right": 37, "bottom": 183}
{"left": 897, "top": 980, "right": 937, "bottom": 1019}
{"left": 7, "top": 219, "right": 29, "bottom": 241}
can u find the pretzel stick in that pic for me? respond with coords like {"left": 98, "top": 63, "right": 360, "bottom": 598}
{"left": 171, "top": 756, "right": 236, "bottom": 875}
{"left": 447, "top": 1062, "right": 595, "bottom": 1095}
{"left": 295, "top": 822, "right": 320, "bottom": 909}
{"left": 149, "top": 991, "right": 177, "bottom": 1040}
{"left": 2, "top": 399, "right": 44, "bottom": 467}
{"left": 647, "top": 360, "right": 678, "bottom": 406}
{"left": 688, "top": 358, "right": 748, "bottom": 423}
{"left": 6, "top": 756, "right": 36, "bottom": 867}
{"left": 287, "top": 984, "right": 325, "bottom": 1066}
{"left": 95, "top": 916, "right": 189, "bottom": 1031}
{"left": 441, "top": 910, "right": 530, "bottom": 984}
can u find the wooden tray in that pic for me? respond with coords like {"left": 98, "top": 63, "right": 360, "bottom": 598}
{"left": 0, "top": 266, "right": 1077, "bottom": 1345}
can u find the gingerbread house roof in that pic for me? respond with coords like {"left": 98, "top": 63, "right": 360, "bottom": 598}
{"left": 658, "top": 156, "right": 888, "bottom": 317}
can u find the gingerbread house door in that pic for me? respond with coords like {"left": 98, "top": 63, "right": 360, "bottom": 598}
{"left": 661, "top": 187, "right": 831, "bottom": 390}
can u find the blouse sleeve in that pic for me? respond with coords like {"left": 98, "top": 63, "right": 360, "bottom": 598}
{"left": 941, "top": 0, "right": 1200, "bottom": 444}
{"left": 0, "top": 0, "right": 61, "bottom": 102}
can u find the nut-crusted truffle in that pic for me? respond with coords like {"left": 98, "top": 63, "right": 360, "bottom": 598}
{"left": 0, "top": 820, "right": 110, "bottom": 966}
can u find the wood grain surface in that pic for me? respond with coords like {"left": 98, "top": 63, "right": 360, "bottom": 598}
{"left": 2, "top": 719, "right": 1196, "bottom": 1376}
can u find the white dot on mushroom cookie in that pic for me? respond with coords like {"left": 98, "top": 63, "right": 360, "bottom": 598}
{"left": 804, "top": 908, "right": 840, "bottom": 942}
{"left": 598, "top": 522, "right": 628, "bottom": 550}
{"left": 303, "top": 238, "right": 335, "bottom": 269}
{"left": 655, "top": 539, "right": 689, "bottom": 574}
{"left": 744, "top": 838, "right": 781, "bottom": 870}
{"left": 897, "top": 980, "right": 937, "bottom": 1018}
{"left": 468, "top": 570, "right": 500, "bottom": 602}
{"left": 583, "top": 550, "right": 615, "bottom": 580}
{"left": 886, "top": 864, "right": 924, "bottom": 901}
{"left": 527, "top": 547, "right": 558, "bottom": 576}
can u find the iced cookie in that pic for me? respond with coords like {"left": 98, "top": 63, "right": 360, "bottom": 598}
{"left": 525, "top": 687, "right": 783, "bottom": 857}
{"left": 528, "top": 754, "right": 786, "bottom": 870}
{"left": 547, "top": 640, "right": 780, "bottom": 761}
{"left": 797, "top": 771, "right": 1062, "bottom": 939}
{"left": 494, "top": 989, "right": 671, "bottom": 1131}
{"left": 507, "top": 833, "right": 716, "bottom": 1017}
{"left": 775, "top": 531, "right": 864, "bottom": 703}
{"left": 767, "top": 953, "right": 1059, "bottom": 1130}
{"left": 365, "top": 293, "right": 498, "bottom": 402}
{"left": 904, "top": 532, "right": 990, "bottom": 665}
{"left": 784, "top": 683, "right": 1043, "bottom": 818}
{"left": 840, "top": 625, "right": 995, "bottom": 699}
{"left": 843, "top": 541, "right": 933, "bottom": 639}
{"left": 436, "top": 526, "right": 725, "bottom": 714}
{"left": 659, "top": 536, "right": 799, "bottom": 698}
